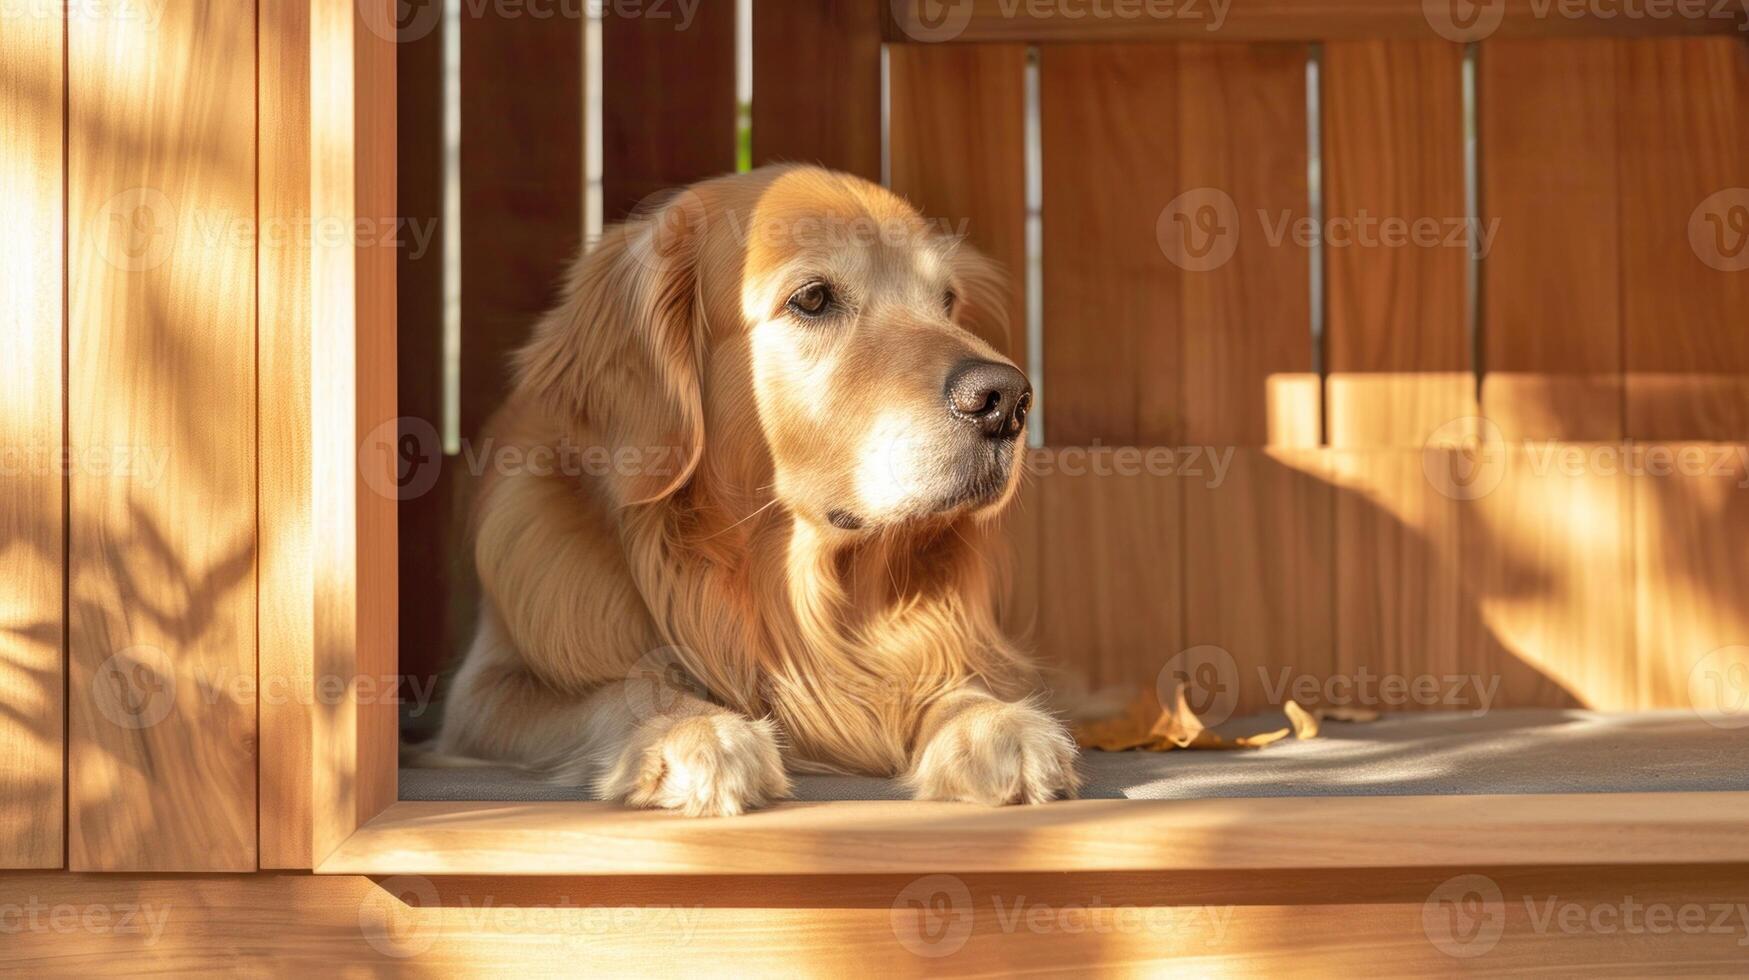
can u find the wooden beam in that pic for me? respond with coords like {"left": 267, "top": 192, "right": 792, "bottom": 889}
{"left": 752, "top": 0, "right": 883, "bottom": 179}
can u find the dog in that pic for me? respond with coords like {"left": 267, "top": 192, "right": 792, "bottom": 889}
{"left": 427, "top": 165, "right": 1080, "bottom": 816}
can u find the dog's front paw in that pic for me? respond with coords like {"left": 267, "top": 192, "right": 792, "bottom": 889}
{"left": 597, "top": 713, "right": 792, "bottom": 817}
{"left": 905, "top": 699, "right": 1081, "bottom": 805}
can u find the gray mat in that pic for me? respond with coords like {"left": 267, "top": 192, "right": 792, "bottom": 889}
{"left": 399, "top": 709, "right": 1749, "bottom": 802}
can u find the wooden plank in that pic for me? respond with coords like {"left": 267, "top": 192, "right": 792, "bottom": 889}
{"left": 1332, "top": 452, "right": 1466, "bottom": 710}
{"left": 888, "top": 0, "right": 1749, "bottom": 43}
{"left": 66, "top": 1, "right": 257, "bottom": 870}
{"left": 1182, "top": 449, "right": 1332, "bottom": 717}
{"left": 259, "top": 0, "right": 315, "bottom": 870}
{"left": 1479, "top": 39, "right": 1623, "bottom": 441}
{"left": 321, "top": 793, "right": 1749, "bottom": 875}
{"left": 1458, "top": 448, "right": 1634, "bottom": 710}
{"left": 1323, "top": 40, "right": 1473, "bottom": 448}
{"left": 601, "top": 1, "right": 736, "bottom": 220}
{"left": 887, "top": 44, "right": 1028, "bottom": 368}
{"left": 1033, "top": 459, "right": 1182, "bottom": 691}
{"left": 0, "top": 0, "right": 65, "bottom": 869}
{"left": 310, "top": 0, "right": 399, "bottom": 866}
{"left": 1619, "top": 38, "right": 1749, "bottom": 440}
{"left": 1039, "top": 45, "right": 1181, "bottom": 445}
{"left": 1176, "top": 43, "right": 1316, "bottom": 448}
{"left": 751, "top": 0, "right": 882, "bottom": 180}
{"left": 13, "top": 866, "right": 1749, "bottom": 974}
{"left": 1634, "top": 445, "right": 1749, "bottom": 713}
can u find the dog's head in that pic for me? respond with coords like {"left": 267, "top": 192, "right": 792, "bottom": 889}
{"left": 519, "top": 165, "right": 1029, "bottom": 534}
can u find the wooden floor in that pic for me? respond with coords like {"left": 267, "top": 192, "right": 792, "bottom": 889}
{"left": 4, "top": 866, "right": 1749, "bottom": 975}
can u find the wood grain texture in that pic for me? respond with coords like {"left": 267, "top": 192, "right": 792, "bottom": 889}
{"left": 66, "top": 1, "right": 257, "bottom": 870}
{"left": 601, "top": 1, "right": 736, "bottom": 221}
{"left": 0, "top": 0, "right": 65, "bottom": 869}
{"left": 1032, "top": 460, "right": 1182, "bottom": 691}
{"left": 751, "top": 0, "right": 882, "bottom": 180}
{"left": 1633, "top": 445, "right": 1749, "bottom": 712}
{"left": 887, "top": 44, "right": 1028, "bottom": 368}
{"left": 1619, "top": 38, "right": 1749, "bottom": 440}
{"left": 321, "top": 794, "right": 1749, "bottom": 875}
{"left": 1323, "top": 40, "right": 1472, "bottom": 448}
{"left": 1479, "top": 39, "right": 1623, "bottom": 441}
{"left": 12, "top": 866, "right": 1749, "bottom": 974}
{"left": 1039, "top": 45, "right": 1181, "bottom": 445}
{"left": 1332, "top": 452, "right": 1465, "bottom": 709}
{"left": 258, "top": 0, "right": 315, "bottom": 870}
{"left": 310, "top": 0, "right": 399, "bottom": 867}
{"left": 1458, "top": 448, "right": 1634, "bottom": 710}
{"left": 888, "top": 0, "right": 1749, "bottom": 42}
{"left": 1182, "top": 449, "right": 1332, "bottom": 716}
{"left": 1176, "top": 43, "right": 1315, "bottom": 448}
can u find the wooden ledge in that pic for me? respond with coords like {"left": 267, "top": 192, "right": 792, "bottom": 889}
{"left": 316, "top": 792, "right": 1749, "bottom": 876}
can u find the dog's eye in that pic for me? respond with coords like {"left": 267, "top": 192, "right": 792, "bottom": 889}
{"left": 943, "top": 289, "right": 958, "bottom": 318}
{"left": 787, "top": 282, "right": 835, "bottom": 319}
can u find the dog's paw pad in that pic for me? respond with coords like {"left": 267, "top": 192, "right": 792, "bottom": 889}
{"left": 906, "top": 700, "right": 1080, "bottom": 806}
{"left": 600, "top": 714, "right": 791, "bottom": 817}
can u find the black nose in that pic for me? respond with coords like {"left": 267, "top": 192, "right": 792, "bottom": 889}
{"left": 945, "top": 360, "right": 1032, "bottom": 438}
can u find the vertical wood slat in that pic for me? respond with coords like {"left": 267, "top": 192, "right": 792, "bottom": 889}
{"left": 1620, "top": 38, "right": 1749, "bottom": 440}
{"left": 887, "top": 44, "right": 1028, "bottom": 369}
{"left": 1039, "top": 45, "right": 1180, "bottom": 445}
{"left": 1479, "top": 39, "right": 1623, "bottom": 441}
{"left": 67, "top": 2, "right": 257, "bottom": 870}
{"left": 1323, "top": 40, "right": 1472, "bottom": 449}
{"left": 751, "top": 0, "right": 883, "bottom": 181}
{"left": 259, "top": 0, "right": 315, "bottom": 869}
{"left": 310, "top": 0, "right": 398, "bottom": 865}
{"left": 0, "top": 1, "right": 65, "bottom": 869}
{"left": 601, "top": 3, "right": 736, "bottom": 221}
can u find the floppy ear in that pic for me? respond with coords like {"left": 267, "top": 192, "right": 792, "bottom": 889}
{"left": 514, "top": 194, "right": 708, "bottom": 506}
{"left": 947, "top": 243, "right": 1017, "bottom": 360}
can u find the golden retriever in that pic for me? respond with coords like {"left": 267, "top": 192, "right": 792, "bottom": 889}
{"left": 429, "top": 165, "right": 1079, "bottom": 815}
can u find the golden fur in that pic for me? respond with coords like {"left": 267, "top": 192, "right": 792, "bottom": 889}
{"left": 431, "top": 166, "right": 1078, "bottom": 815}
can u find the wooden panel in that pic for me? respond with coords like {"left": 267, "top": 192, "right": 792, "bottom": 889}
{"left": 0, "top": 1, "right": 64, "bottom": 869}
{"left": 1033, "top": 461, "right": 1182, "bottom": 690}
{"left": 887, "top": 44, "right": 1027, "bottom": 368}
{"left": 601, "top": 2, "right": 736, "bottom": 220}
{"left": 1183, "top": 449, "right": 1332, "bottom": 717}
{"left": 1620, "top": 38, "right": 1749, "bottom": 440}
{"left": 1634, "top": 445, "right": 1749, "bottom": 712}
{"left": 67, "top": 2, "right": 257, "bottom": 870}
{"left": 1039, "top": 45, "right": 1180, "bottom": 445}
{"left": 1176, "top": 44, "right": 1315, "bottom": 448}
{"left": 322, "top": 794, "right": 1749, "bottom": 875}
{"left": 888, "top": 0, "right": 1749, "bottom": 42}
{"left": 310, "top": 0, "right": 399, "bottom": 866}
{"left": 1324, "top": 40, "right": 1472, "bottom": 448}
{"left": 751, "top": 0, "right": 882, "bottom": 180}
{"left": 1479, "top": 40, "right": 1623, "bottom": 441}
{"left": 1332, "top": 452, "right": 1465, "bottom": 709}
{"left": 1458, "top": 449, "right": 1634, "bottom": 710}
{"left": 259, "top": 0, "right": 315, "bottom": 870}
{"left": 14, "top": 867, "right": 1749, "bottom": 974}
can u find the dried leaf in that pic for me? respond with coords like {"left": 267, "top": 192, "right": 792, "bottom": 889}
{"left": 1232, "top": 727, "right": 1292, "bottom": 748}
{"left": 1315, "top": 705, "right": 1381, "bottom": 723}
{"left": 1149, "top": 683, "right": 1207, "bottom": 748}
{"left": 1073, "top": 689, "right": 1164, "bottom": 752}
{"left": 1285, "top": 700, "right": 1319, "bottom": 740}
